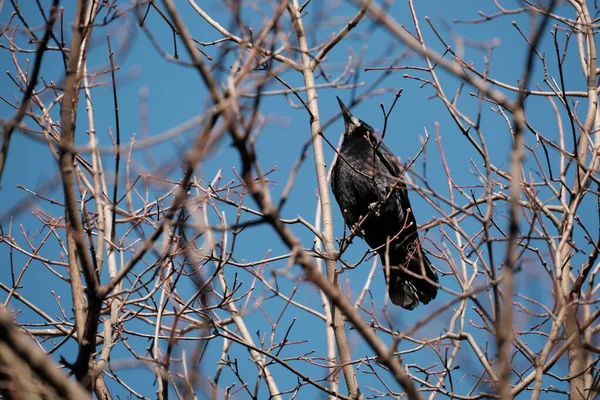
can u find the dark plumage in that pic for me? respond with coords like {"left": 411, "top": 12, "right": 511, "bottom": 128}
{"left": 331, "top": 97, "right": 438, "bottom": 309}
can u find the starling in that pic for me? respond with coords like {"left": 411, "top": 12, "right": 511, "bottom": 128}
{"left": 331, "top": 97, "right": 438, "bottom": 309}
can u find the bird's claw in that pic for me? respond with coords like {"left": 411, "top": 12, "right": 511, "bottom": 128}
{"left": 368, "top": 201, "right": 381, "bottom": 217}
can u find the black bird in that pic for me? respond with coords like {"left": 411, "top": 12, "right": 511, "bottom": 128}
{"left": 331, "top": 97, "right": 438, "bottom": 309}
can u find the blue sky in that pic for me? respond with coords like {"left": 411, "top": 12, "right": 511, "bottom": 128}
{"left": 0, "top": 1, "right": 594, "bottom": 398}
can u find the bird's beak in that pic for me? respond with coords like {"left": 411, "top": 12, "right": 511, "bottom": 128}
{"left": 336, "top": 97, "right": 361, "bottom": 133}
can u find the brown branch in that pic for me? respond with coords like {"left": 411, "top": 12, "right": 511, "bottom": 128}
{"left": 0, "top": 305, "right": 91, "bottom": 399}
{"left": 288, "top": 1, "right": 362, "bottom": 398}
{"left": 498, "top": 2, "right": 556, "bottom": 398}
{"left": 57, "top": 0, "right": 101, "bottom": 388}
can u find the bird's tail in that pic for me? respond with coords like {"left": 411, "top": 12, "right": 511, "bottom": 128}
{"left": 382, "top": 243, "right": 438, "bottom": 310}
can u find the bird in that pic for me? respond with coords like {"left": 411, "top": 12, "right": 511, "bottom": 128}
{"left": 330, "top": 97, "right": 438, "bottom": 309}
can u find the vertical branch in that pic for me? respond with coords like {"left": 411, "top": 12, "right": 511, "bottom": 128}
{"left": 497, "top": 115, "right": 520, "bottom": 400}
{"left": 314, "top": 192, "right": 339, "bottom": 396}
{"left": 153, "top": 231, "right": 173, "bottom": 400}
{"left": 287, "top": 2, "right": 361, "bottom": 398}
{"left": 570, "top": 0, "right": 597, "bottom": 193}
{"left": 87, "top": 36, "right": 122, "bottom": 396}
{"left": 499, "top": 4, "right": 555, "bottom": 399}
{"left": 80, "top": 28, "right": 115, "bottom": 399}
{"left": 559, "top": 2, "right": 596, "bottom": 398}
{"left": 58, "top": 0, "right": 100, "bottom": 388}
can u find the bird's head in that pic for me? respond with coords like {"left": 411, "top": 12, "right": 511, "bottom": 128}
{"left": 336, "top": 97, "right": 375, "bottom": 138}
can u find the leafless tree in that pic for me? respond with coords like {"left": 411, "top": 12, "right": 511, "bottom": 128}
{"left": 0, "top": 1, "right": 598, "bottom": 399}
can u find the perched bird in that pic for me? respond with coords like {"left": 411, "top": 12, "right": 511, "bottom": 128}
{"left": 331, "top": 97, "right": 438, "bottom": 309}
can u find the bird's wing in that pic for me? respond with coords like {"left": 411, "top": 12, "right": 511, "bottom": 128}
{"left": 373, "top": 141, "right": 421, "bottom": 255}
{"left": 372, "top": 141, "right": 411, "bottom": 207}
{"left": 374, "top": 141, "right": 402, "bottom": 177}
